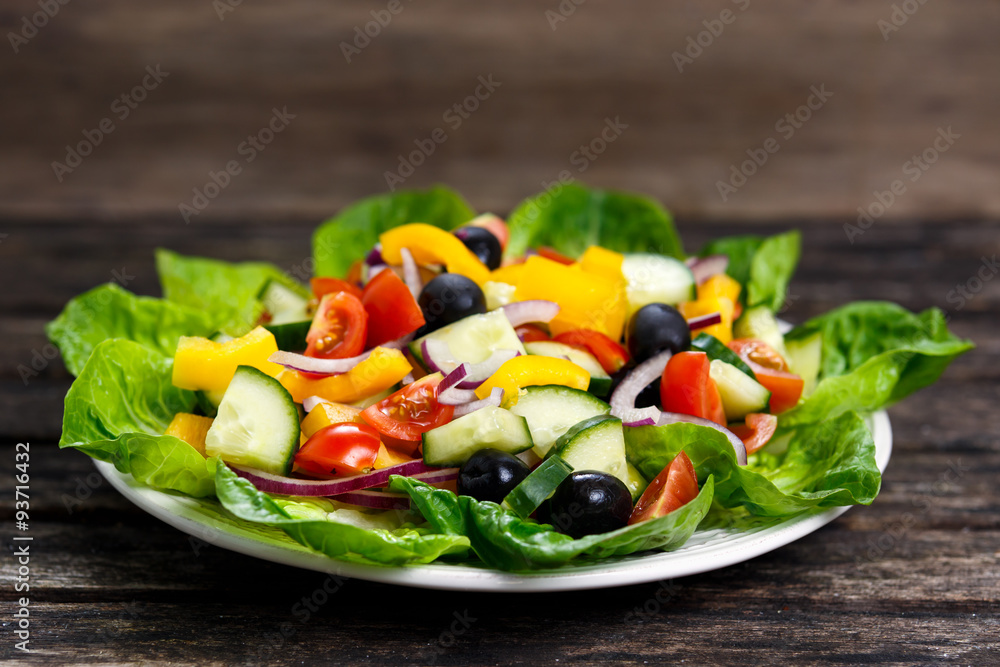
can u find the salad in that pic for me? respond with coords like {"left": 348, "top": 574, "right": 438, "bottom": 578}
{"left": 49, "top": 184, "right": 973, "bottom": 572}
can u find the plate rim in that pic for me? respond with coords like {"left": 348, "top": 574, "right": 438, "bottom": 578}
{"left": 94, "top": 411, "right": 892, "bottom": 593}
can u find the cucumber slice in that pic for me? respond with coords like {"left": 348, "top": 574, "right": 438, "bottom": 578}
{"left": 550, "top": 414, "right": 629, "bottom": 486}
{"left": 503, "top": 455, "right": 574, "bottom": 518}
{"left": 621, "top": 254, "right": 696, "bottom": 314}
{"left": 205, "top": 365, "right": 301, "bottom": 475}
{"left": 734, "top": 305, "right": 787, "bottom": 357}
{"left": 709, "top": 359, "right": 771, "bottom": 421}
{"left": 624, "top": 461, "right": 648, "bottom": 502}
{"left": 483, "top": 281, "right": 517, "bottom": 311}
{"left": 259, "top": 280, "right": 310, "bottom": 325}
{"left": 785, "top": 331, "right": 822, "bottom": 396}
{"left": 410, "top": 310, "right": 526, "bottom": 368}
{"left": 508, "top": 385, "right": 610, "bottom": 458}
{"left": 691, "top": 333, "right": 757, "bottom": 380}
{"left": 523, "top": 340, "right": 611, "bottom": 396}
{"left": 265, "top": 320, "right": 311, "bottom": 352}
{"left": 194, "top": 388, "right": 226, "bottom": 418}
{"left": 422, "top": 406, "right": 533, "bottom": 467}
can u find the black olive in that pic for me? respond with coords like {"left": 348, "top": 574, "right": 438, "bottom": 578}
{"left": 417, "top": 273, "right": 487, "bottom": 335}
{"left": 457, "top": 449, "right": 531, "bottom": 504}
{"left": 453, "top": 226, "right": 502, "bottom": 270}
{"left": 543, "top": 471, "right": 632, "bottom": 538}
{"left": 626, "top": 303, "right": 691, "bottom": 363}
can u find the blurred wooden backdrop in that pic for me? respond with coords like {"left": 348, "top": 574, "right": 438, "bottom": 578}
{"left": 1, "top": 0, "right": 998, "bottom": 222}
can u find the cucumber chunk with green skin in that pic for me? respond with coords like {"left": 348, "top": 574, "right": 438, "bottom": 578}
{"left": 508, "top": 385, "right": 610, "bottom": 458}
{"left": 265, "top": 320, "right": 311, "bottom": 352}
{"left": 623, "top": 461, "right": 648, "bottom": 502}
{"left": 503, "top": 455, "right": 574, "bottom": 518}
{"left": 259, "top": 279, "right": 310, "bottom": 325}
{"left": 205, "top": 365, "right": 301, "bottom": 475}
{"left": 422, "top": 406, "right": 533, "bottom": 467}
{"left": 709, "top": 359, "right": 771, "bottom": 421}
{"left": 550, "top": 414, "right": 629, "bottom": 487}
{"left": 194, "top": 388, "right": 226, "bottom": 418}
{"left": 621, "top": 253, "right": 696, "bottom": 315}
{"left": 785, "top": 331, "right": 822, "bottom": 396}
{"left": 523, "top": 340, "right": 611, "bottom": 396}
{"left": 409, "top": 309, "right": 525, "bottom": 369}
{"left": 691, "top": 333, "right": 757, "bottom": 380}
{"left": 734, "top": 305, "right": 787, "bottom": 357}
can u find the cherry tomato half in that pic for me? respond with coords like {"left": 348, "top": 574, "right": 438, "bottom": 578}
{"left": 628, "top": 451, "right": 699, "bottom": 525}
{"left": 731, "top": 413, "right": 778, "bottom": 456}
{"left": 305, "top": 292, "right": 368, "bottom": 359}
{"left": 553, "top": 329, "right": 630, "bottom": 374}
{"left": 515, "top": 324, "right": 551, "bottom": 343}
{"left": 360, "top": 374, "right": 454, "bottom": 443}
{"left": 294, "top": 422, "right": 381, "bottom": 477}
{"left": 311, "top": 277, "right": 363, "bottom": 301}
{"left": 659, "top": 351, "right": 726, "bottom": 426}
{"left": 361, "top": 268, "right": 426, "bottom": 348}
{"left": 727, "top": 339, "right": 804, "bottom": 414}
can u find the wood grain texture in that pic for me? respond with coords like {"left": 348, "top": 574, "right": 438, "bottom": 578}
{"left": 1, "top": 0, "right": 999, "bottom": 221}
{"left": 1, "top": 219, "right": 998, "bottom": 664}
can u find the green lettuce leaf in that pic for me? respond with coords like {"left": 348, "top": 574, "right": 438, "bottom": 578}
{"left": 780, "top": 302, "right": 974, "bottom": 428}
{"left": 59, "top": 338, "right": 215, "bottom": 496}
{"left": 624, "top": 412, "right": 880, "bottom": 516}
{"left": 391, "top": 476, "right": 713, "bottom": 571}
{"left": 312, "top": 186, "right": 476, "bottom": 278}
{"left": 45, "top": 283, "right": 216, "bottom": 376}
{"left": 155, "top": 248, "right": 307, "bottom": 336}
{"left": 214, "top": 465, "right": 470, "bottom": 566}
{"left": 506, "top": 183, "right": 684, "bottom": 260}
{"left": 699, "top": 230, "right": 800, "bottom": 310}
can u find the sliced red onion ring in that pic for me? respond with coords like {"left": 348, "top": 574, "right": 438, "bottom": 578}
{"left": 400, "top": 247, "right": 422, "bottom": 299}
{"left": 656, "top": 412, "right": 747, "bottom": 465}
{"left": 609, "top": 349, "right": 673, "bottom": 423}
{"left": 410, "top": 468, "right": 460, "bottom": 485}
{"left": 365, "top": 244, "right": 384, "bottom": 267}
{"left": 687, "top": 312, "right": 723, "bottom": 330}
{"left": 270, "top": 349, "right": 374, "bottom": 375}
{"left": 688, "top": 255, "right": 729, "bottom": 284}
{"left": 401, "top": 373, "right": 415, "bottom": 385}
{"left": 422, "top": 339, "right": 518, "bottom": 388}
{"left": 500, "top": 300, "right": 560, "bottom": 327}
{"left": 453, "top": 387, "right": 503, "bottom": 417}
{"left": 366, "top": 264, "right": 389, "bottom": 284}
{"left": 303, "top": 395, "right": 330, "bottom": 413}
{"left": 623, "top": 417, "right": 656, "bottom": 427}
{"left": 436, "top": 363, "right": 468, "bottom": 394}
{"left": 331, "top": 489, "right": 411, "bottom": 511}
{"left": 230, "top": 459, "right": 445, "bottom": 496}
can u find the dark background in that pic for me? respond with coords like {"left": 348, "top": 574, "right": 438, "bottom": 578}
{"left": 1, "top": 1, "right": 998, "bottom": 664}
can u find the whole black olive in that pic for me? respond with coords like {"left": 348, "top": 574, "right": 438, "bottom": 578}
{"left": 417, "top": 273, "right": 487, "bottom": 335}
{"left": 626, "top": 303, "right": 691, "bottom": 363}
{"left": 457, "top": 449, "right": 531, "bottom": 504}
{"left": 453, "top": 226, "right": 502, "bottom": 270}
{"left": 543, "top": 471, "right": 633, "bottom": 538}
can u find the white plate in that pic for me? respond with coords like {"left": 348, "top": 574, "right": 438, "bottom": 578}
{"left": 95, "top": 411, "right": 891, "bottom": 592}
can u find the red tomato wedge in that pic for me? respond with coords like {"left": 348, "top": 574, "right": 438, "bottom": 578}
{"left": 310, "top": 276, "right": 363, "bottom": 300}
{"left": 294, "top": 422, "right": 381, "bottom": 477}
{"left": 345, "top": 260, "right": 364, "bottom": 287}
{"left": 361, "top": 374, "right": 454, "bottom": 443}
{"left": 537, "top": 246, "right": 575, "bottom": 265}
{"left": 471, "top": 214, "right": 510, "bottom": 251}
{"left": 361, "top": 269, "right": 426, "bottom": 348}
{"left": 727, "top": 339, "right": 804, "bottom": 414}
{"left": 731, "top": 413, "right": 778, "bottom": 456}
{"left": 515, "top": 324, "right": 550, "bottom": 343}
{"left": 659, "top": 351, "right": 727, "bottom": 426}
{"left": 305, "top": 292, "right": 367, "bottom": 359}
{"left": 628, "top": 451, "right": 699, "bottom": 525}
{"left": 553, "top": 329, "right": 630, "bottom": 374}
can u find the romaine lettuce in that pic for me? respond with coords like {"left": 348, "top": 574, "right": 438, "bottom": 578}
{"left": 699, "top": 230, "right": 800, "bottom": 311}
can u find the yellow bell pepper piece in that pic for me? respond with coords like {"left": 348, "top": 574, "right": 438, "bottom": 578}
{"left": 373, "top": 443, "right": 415, "bottom": 469}
{"left": 514, "top": 256, "right": 627, "bottom": 340}
{"left": 475, "top": 355, "right": 590, "bottom": 408}
{"left": 163, "top": 413, "right": 214, "bottom": 457}
{"left": 680, "top": 296, "right": 736, "bottom": 344}
{"left": 172, "top": 326, "right": 283, "bottom": 391}
{"left": 300, "top": 401, "right": 363, "bottom": 437}
{"left": 489, "top": 263, "right": 525, "bottom": 287}
{"left": 698, "top": 274, "right": 742, "bottom": 304}
{"left": 579, "top": 245, "right": 625, "bottom": 285}
{"left": 277, "top": 346, "right": 411, "bottom": 404}
{"left": 380, "top": 223, "right": 491, "bottom": 286}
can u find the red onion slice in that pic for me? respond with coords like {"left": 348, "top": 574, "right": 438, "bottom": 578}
{"left": 687, "top": 312, "right": 723, "bottom": 330}
{"left": 500, "top": 300, "right": 560, "bottom": 327}
{"left": 400, "top": 247, "right": 422, "bottom": 299}
{"left": 688, "top": 255, "right": 729, "bottom": 284}
{"left": 609, "top": 349, "right": 673, "bottom": 423}
{"left": 623, "top": 417, "right": 657, "bottom": 427}
{"left": 303, "top": 395, "right": 330, "bottom": 413}
{"left": 331, "top": 489, "right": 411, "bottom": 511}
{"left": 453, "top": 387, "right": 503, "bottom": 417}
{"left": 422, "top": 339, "right": 518, "bottom": 388}
{"left": 437, "top": 386, "right": 479, "bottom": 405}
{"left": 656, "top": 412, "right": 747, "bottom": 465}
{"left": 270, "top": 349, "right": 374, "bottom": 376}
{"left": 410, "top": 468, "right": 460, "bottom": 485}
{"left": 436, "top": 363, "right": 469, "bottom": 394}
{"left": 365, "top": 244, "right": 384, "bottom": 267}
{"left": 230, "top": 459, "right": 445, "bottom": 496}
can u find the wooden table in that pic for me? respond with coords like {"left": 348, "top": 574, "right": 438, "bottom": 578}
{"left": 2, "top": 219, "right": 997, "bottom": 665}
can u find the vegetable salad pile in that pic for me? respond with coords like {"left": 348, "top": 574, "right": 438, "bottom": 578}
{"left": 49, "top": 184, "right": 973, "bottom": 571}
